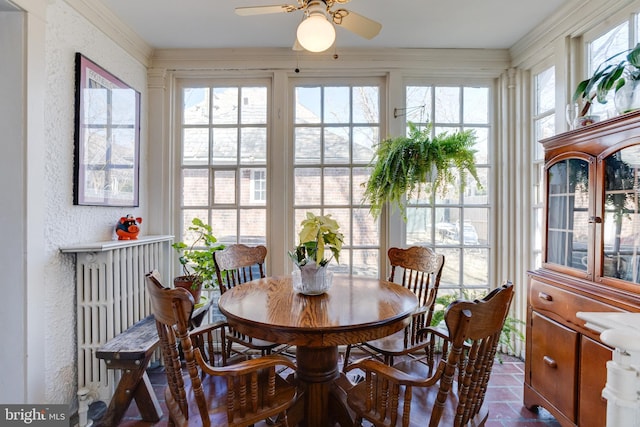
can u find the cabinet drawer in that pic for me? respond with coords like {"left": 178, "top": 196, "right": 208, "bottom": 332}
{"left": 530, "top": 312, "right": 578, "bottom": 422}
{"left": 529, "top": 279, "right": 621, "bottom": 325}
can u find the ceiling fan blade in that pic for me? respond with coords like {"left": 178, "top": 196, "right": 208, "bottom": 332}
{"left": 235, "top": 4, "right": 298, "bottom": 16}
{"left": 333, "top": 9, "right": 382, "bottom": 39}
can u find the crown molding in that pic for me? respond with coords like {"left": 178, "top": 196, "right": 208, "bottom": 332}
{"left": 63, "top": 0, "right": 153, "bottom": 67}
{"left": 151, "top": 47, "right": 510, "bottom": 79}
{"left": 511, "top": 0, "right": 639, "bottom": 68}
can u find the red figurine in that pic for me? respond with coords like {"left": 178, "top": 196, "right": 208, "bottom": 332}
{"left": 116, "top": 214, "right": 142, "bottom": 240}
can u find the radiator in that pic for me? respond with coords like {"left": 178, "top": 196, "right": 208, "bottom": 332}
{"left": 61, "top": 235, "right": 173, "bottom": 401}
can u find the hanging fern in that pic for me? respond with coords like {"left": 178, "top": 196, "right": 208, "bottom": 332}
{"left": 363, "top": 121, "right": 481, "bottom": 219}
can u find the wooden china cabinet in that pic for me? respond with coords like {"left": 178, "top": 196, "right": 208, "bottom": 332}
{"left": 526, "top": 111, "right": 640, "bottom": 427}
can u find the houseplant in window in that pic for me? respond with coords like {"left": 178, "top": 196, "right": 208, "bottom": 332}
{"left": 172, "top": 217, "right": 225, "bottom": 302}
{"left": 572, "top": 42, "right": 640, "bottom": 120}
{"left": 288, "top": 212, "right": 344, "bottom": 295}
{"left": 362, "top": 121, "right": 481, "bottom": 220}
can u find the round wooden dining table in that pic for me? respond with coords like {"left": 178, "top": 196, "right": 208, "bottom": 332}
{"left": 217, "top": 274, "right": 419, "bottom": 427}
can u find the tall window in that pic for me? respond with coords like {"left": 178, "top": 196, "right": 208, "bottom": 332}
{"left": 292, "top": 83, "right": 381, "bottom": 276}
{"left": 533, "top": 66, "right": 556, "bottom": 268}
{"left": 179, "top": 83, "right": 268, "bottom": 247}
{"left": 404, "top": 85, "right": 491, "bottom": 298}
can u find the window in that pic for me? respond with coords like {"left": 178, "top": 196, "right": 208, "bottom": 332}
{"left": 179, "top": 83, "right": 269, "bottom": 247}
{"left": 532, "top": 65, "right": 556, "bottom": 268}
{"left": 292, "top": 83, "right": 381, "bottom": 277}
{"left": 251, "top": 169, "right": 266, "bottom": 203}
{"left": 403, "top": 85, "right": 491, "bottom": 297}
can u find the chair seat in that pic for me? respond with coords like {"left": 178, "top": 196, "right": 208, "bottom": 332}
{"left": 165, "top": 370, "right": 297, "bottom": 427}
{"left": 226, "top": 333, "right": 282, "bottom": 352}
{"left": 363, "top": 328, "right": 429, "bottom": 357}
{"left": 346, "top": 377, "right": 457, "bottom": 427}
{"left": 347, "top": 360, "right": 488, "bottom": 427}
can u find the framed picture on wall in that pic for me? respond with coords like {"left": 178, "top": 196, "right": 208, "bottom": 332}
{"left": 73, "top": 53, "right": 140, "bottom": 206}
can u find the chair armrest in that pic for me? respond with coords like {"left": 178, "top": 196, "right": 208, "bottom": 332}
{"left": 194, "top": 351, "right": 297, "bottom": 377}
{"left": 344, "top": 358, "right": 438, "bottom": 387}
{"left": 190, "top": 320, "right": 229, "bottom": 366}
{"left": 416, "top": 324, "right": 449, "bottom": 341}
{"left": 190, "top": 319, "right": 228, "bottom": 337}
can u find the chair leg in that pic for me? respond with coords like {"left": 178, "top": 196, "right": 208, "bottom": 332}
{"left": 342, "top": 344, "right": 352, "bottom": 372}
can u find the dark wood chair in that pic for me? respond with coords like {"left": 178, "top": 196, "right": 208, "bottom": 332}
{"left": 344, "top": 282, "right": 515, "bottom": 427}
{"left": 145, "top": 273, "right": 298, "bottom": 427}
{"left": 214, "top": 244, "right": 287, "bottom": 358}
{"left": 343, "top": 246, "right": 445, "bottom": 372}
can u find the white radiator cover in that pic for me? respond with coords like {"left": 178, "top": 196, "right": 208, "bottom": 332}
{"left": 61, "top": 235, "right": 173, "bottom": 401}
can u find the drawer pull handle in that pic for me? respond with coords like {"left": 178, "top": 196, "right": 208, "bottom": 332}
{"left": 543, "top": 356, "right": 557, "bottom": 369}
{"left": 538, "top": 292, "right": 553, "bottom": 302}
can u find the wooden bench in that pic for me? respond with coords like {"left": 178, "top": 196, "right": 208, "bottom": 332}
{"left": 94, "top": 315, "right": 162, "bottom": 427}
{"left": 93, "top": 299, "right": 215, "bottom": 426}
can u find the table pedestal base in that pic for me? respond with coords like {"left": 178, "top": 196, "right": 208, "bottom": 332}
{"left": 289, "top": 346, "right": 354, "bottom": 427}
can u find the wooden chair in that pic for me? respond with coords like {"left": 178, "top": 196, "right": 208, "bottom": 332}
{"left": 145, "top": 273, "right": 298, "bottom": 427}
{"left": 214, "top": 244, "right": 289, "bottom": 358}
{"left": 343, "top": 246, "right": 445, "bottom": 372}
{"left": 344, "top": 282, "right": 515, "bottom": 427}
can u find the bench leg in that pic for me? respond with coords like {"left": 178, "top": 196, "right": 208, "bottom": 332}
{"left": 133, "top": 371, "right": 163, "bottom": 421}
{"left": 96, "top": 360, "right": 162, "bottom": 426}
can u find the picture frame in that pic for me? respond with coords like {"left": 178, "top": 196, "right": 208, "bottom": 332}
{"left": 73, "top": 53, "right": 140, "bottom": 206}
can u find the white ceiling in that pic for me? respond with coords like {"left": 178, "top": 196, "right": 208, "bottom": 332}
{"left": 95, "top": 0, "right": 570, "bottom": 51}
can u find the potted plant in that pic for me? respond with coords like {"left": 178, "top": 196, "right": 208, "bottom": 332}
{"left": 172, "top": 217, "right": 225, "bottom": 301}
{"left": 288, "top": 212, "right": 344, "bottom": 294}
{"left": 362, "top": 121, "right": 481, "bottom": 219}
{"left": 572, "top": 43, "right": 640, "bottom": 118}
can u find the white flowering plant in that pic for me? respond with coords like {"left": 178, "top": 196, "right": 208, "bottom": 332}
{"left": 288, "top": 212, "right": 344, "bottom": 267}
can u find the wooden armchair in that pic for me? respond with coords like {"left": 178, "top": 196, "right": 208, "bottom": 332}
{"left": 214, "top": 244, "right": 289, "bottom": 358}
{"left": 344, "top": 282, "right": 514, "bottom": 427}
{"left": 145, "top": 273, "right": 298, "bottom": 427}
{"left": 343, "top": 246, "right": 444, "bottom": 372}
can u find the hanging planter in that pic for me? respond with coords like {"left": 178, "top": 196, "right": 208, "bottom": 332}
{"left": 362, "top": 121, "right": 481, "bottom": 220}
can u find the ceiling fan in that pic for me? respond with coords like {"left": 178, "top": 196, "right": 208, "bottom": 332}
{"left": 235, "top": 0, "right": 382, "bottom": 53}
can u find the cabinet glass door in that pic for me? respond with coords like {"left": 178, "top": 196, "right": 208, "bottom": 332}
{"left": 546, "top": 158, "right": 590, "bottom": 270}
{"left": 603, "top": 146, "right": 640, "bottom": 283}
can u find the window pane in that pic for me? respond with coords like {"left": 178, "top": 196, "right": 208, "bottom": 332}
{"left": 213, "top": 209, "right": 238, "bottom": 245}
{"left": 240, "top": 127, "right": 266, "bottom": 164}
{"left": 213, "top": 170, "right": 235, "bottom": 204}
{"left": 353, "top": 208, "right": 378, "bottom": 246}
{"left": 324, "top": 168, "right": 350, "bottom": 205}
{"left": 183, "top": 169, "right": 209, "bottom": 206}
{"left": 463, "top": 87, "right": 489, "bottom": 124}
{"left": 240, "top": 87, "right": 267, "bottom": 124}
{"left": 295, "top": 127, "right": 321, "bottom": 164}
{"left": 296, "top": 86, "right": 321, "bottom": 124}
{"left": 212, "top": 128, "right": 237, "bottom": 165}
{"left": 434, "top": 87, "right": 460, "bottom": 123}
{"left": 324, "top": 127, "right": 350, "bottom": 164}
{"left": 535, "top": 67, "right": 555, "bottom": 113}
{"left": 353, "top": 86, "right": 379, "bottom": 123}
{"left": 588, "top": 22, "right": 629, "bottom": 118}
{"left": 406, "top": 86, "right": 432, "bottom": 122}
{"left": 239, "top": 209, "right": 266, "bottom": 244}
{"left": 352, "top": 126, "right": 378, "bottom": 164}
{"left": 212, "top": 87, "right": 238, "bottom": 124}
{"left": 294, "top": 168, "right": 322, "bottom": 205}
{"left": 183, "top": 128, "right": 208, "bottom": 166}
{"left": 324, "top": 86, "right": 350, "bottom": 123}
{"left": 183, "top": 88, "right": 209, "bottom": 125}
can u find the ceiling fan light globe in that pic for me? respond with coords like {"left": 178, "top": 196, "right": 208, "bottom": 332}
{"left": 297, "top": 14, "right": 335, "bottom": 52}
